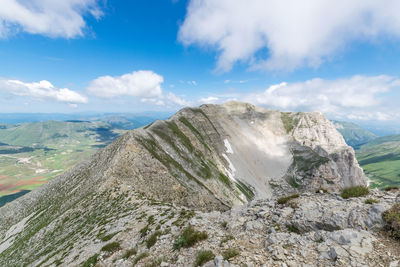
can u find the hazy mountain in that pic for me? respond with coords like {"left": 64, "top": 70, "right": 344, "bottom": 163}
{"left": 333, "top": 121, "right": 377, "bottom": 148}
{"left": 1, "top": 102, "right": 392, "bottom": 267}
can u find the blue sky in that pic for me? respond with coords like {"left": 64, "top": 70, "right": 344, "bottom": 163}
{"left": 0, "top": 0, "right": 400, "bottom": 126}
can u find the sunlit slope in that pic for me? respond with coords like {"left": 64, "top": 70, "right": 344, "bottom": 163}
{"left": 0, "top": 121, "right": 125, "bottom": 198}
{"left": 356, "top": 135, "right": 400, "bottom": 188}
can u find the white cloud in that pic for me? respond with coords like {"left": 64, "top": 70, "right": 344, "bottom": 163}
{"left": 0, "top": 0, "right": 102, "bottom": 38}
{"left": 242, "top": 75, "right": 400, "bottom": 121}
{"left": 179, "top": 0, "right": 400, "bottom": 72}
{"left": 87, "top": 71, "right": 164, "bottom": 98}
{"left": 198, "top": 96, "right": 219, "bottom": 104}
{"left": 166, "top": 92, "right": 192, "bottom": 107}
{"left": 0, "top": 78, "right": 88, "bottom": 104}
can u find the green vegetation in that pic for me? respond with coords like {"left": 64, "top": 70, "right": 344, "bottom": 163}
{"left": 166, "top": 121, "right": 194, "bottom": 152}
{"left": 173, "top": 226, "right": 208, "bottom": 250}
{"left": 194, "top": 250, "right": 215, "bottom": 267}
{"left": 382, "top": 204, "right": 400, "bottom": 239}
{"left": 222, "top": 248, "right": 240, "bottom": 260}
{"left": 146, "top": 231, "right": 162, "bottom": 248}
{"left": 341, "top": 186, "right": 369, "bottom": 199}
{"left": 140, "top": 225, "right": 150, "bottom": 237}
{"left": 220, "top": 221, "right": 228, "bottom": 228}
{"left": 365, "top": 198, "right": 379, "bottom": 204}
{"left": 355, "top": 135, "right": 400, "bottom": 188}
{"left": 179, "top": 117, "right": 211, "bottom": 151}
{"left": 101, "top": 242, "right": 121, "bottom": 253}
{"left": 218, "top": 172, "right": 231, "bottom": 187}
{"left": 281, "top": 112, "right": 300, "bottom": 134}
{"left": 133, "top": 252, "right": 149, "bottom": 265}
{"left": 277, "top": 194, "right": 299, "bottom": 204}
{"left": 0, "top": 120, "right": 127, "bottom": 200}
{"left": 286, "top": 224, "right": 301, "bottom": 234}
{"left": 99, "top": 232, "right": 118, "bottom": 242}
{"left": 81, "top": 254, "right": 98, "bottom": 267}
{"left": 122, "top": 248, "right": 137, "bottom": 259}
{"left": 235, "top": 180, "right": 255, "bottom": 201}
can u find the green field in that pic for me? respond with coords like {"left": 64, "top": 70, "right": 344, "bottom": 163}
{"left": 0, "top": 121, "right": 126, "bottom": 197}
{"left": 355, "top": 135, "right": 400, "bottom": 188}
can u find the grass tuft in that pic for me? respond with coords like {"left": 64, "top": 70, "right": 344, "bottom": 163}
{"left": 122, "top": 248, "right": 137, "bottom": 259}
{"left": 382, "top": 203, "right": 400, "bottom": 239}
{"left": 194, "top": 250, "right": 215, "bottom": 267}
{"left": 365, "top": 198, "right": 379, "bottom": 204}
{"left": 146, "top": 231, "right": 162, "bottom": 248}
{"left": 222, "top": 248, "right": 240, "bottom": 260}
{"left": 133, "top": 252, "right": 149, "bottom": 265}
{"left": 277, "top": 194, "right": 299, "bottom": 205}
{"left": 101, "top": 242, "right": 121, "bottom": 253}
{"left": 82, "top": 254, "right": 98, "bottom": 267}
{"left": 341, "top": 186, "right": 369, "bottom": 199}
{"left": 173, "top": 226, "right": 208, "bottom": 250}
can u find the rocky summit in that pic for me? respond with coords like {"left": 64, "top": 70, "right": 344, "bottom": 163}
{"left": 0, "top": 102, "right": 398, "bottom": 267}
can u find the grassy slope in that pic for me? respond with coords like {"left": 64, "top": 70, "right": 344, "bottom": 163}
{"left": 0, "top": 121, "right": 126, "bottom": 197}
{"left": 356, "top": 135, "right": 400, "bottom": 188}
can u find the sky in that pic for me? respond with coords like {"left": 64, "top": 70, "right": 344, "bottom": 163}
{"left": 0, "top": 0, "right": 400, "bottom": 128}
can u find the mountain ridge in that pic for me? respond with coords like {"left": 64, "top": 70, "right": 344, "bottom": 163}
{"left": 0, "top": 101, "right": 388, "bottom": 267}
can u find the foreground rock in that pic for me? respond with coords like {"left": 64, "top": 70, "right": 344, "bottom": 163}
{"left": 2, "top": 189, "right": 399, "bottom": 266}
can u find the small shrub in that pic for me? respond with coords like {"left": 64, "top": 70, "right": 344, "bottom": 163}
{"left": 341, "top": 186, "right": 369, "bottom": 199}
{"left": 220, "top": 221, "right": 228, "bottom": 228}
{"left": 277, "top": 194, "right": 299, "bottom": 205}
{"left": 101, "top": 242, "right": 121, "bottom": 253}
{"left": 194, "top": 250, "right": 215, "bottom": 267}
{"left": 133, "top": 252, "right": 149, "bottom": 265}
{"left": 365, "top": 198, "right": 379, "bottom": 204}
{"left": 146, "top": 231, "right": 162, "bottom": 248}
{"left": 222, "top": 248, "right": 239, "bottom": 260}
{"left": 384, "top": 186, "right": 399, "bottom": 191}
{"left": 140, "top": 225, "right": 150, "bottom": 237}
{"left": 122, "top": 248, "right": 137, "bottom": 259}
{"left": 100, "top": 232, "right": 118, "bottom": 242}
{"left": 82, "top": 254, "right": 98, "bottom": 267}
{"left": 173, "top": 226, "right": 208, "bottom": 250}
{"left": 147, "top": 215, "right": 155, "bottom": 225}
{"left": 382, "top": 203, "right": 400, "bottom": 239}
{"left": 286, "top": 224, "right": 301, "bottom": 234}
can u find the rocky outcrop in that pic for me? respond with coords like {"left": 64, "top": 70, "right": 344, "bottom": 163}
{"left": 0, "top": 102, "right": 375, "bottom": 266}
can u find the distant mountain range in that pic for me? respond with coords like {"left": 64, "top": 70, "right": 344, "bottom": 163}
{"left": 0, "top": 103, "right": 396, "bottom": 267}
{"left": 334, "top": 120, "right": 400, "bottom": 188}
{"left": 0, "top": 113, "right": 168, "bottom": 205}
{"left": 333, "top": 121, "right": 377, "bottom": 148}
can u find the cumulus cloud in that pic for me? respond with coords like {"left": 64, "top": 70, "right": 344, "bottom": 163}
{"left": 166, "top": 92, "right": 192, "bottom": 106}
{"left": 0, "top": 0, "right": 102, "bottom": 38}
{"left": 179, "top": 0, "right": 400, "bottom": 71}
{"left": 0, "top": 78, "right": 88, "bottom": 104}
{"left": 242, "top": 75, "right": 400, "bottom": 121}
{"left": 87, "top": 71, "right": 164, "bottom": 98}
{"left": 198, "top": 96, "right": 219, "bottom": 104}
